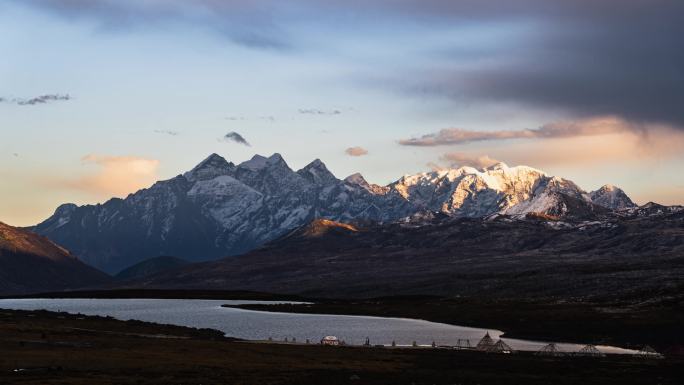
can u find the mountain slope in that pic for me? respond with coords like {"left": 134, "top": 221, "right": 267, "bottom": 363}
{"left": 0, "top": 222, "right": 111, "bottom": 295}
{"left": 115, "top": 256, "right": 189, "bottom": 281}
{"left": 131, "top": 209, "right": 684, "bottom": 300}
{"left": 34, "top": 153, "right": 637, "bottom": 273}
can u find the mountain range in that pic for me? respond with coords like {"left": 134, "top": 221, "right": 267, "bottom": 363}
{"left": 34, "top": 153, "right": 637, "bottom": 273}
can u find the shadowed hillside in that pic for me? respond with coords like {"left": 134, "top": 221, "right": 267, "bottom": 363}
{"left": 0, "top": 222, "right": 111, "bottom": 295}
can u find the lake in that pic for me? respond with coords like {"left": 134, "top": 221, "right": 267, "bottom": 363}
{"left": 0, "top": 298, "right": 638, "bottom": 354}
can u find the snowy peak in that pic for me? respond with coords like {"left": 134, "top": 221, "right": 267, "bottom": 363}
{"left": 589, "top": 184, "right": 636, "bottom": 210}
{"left": 344, "top": 173, "right": 368, "bottom": 187}
{"left": 239, "top": 153, "right": 291, "bottom": 172}
{"left": 485, "top": 161, "right": 509, "bottom": 171}
{"left": 239, "top": 154, "right": 268, "bottom": 170}
{"left": 266, "top": 153, "right": 289, "bottom": 168}
{"left": 344, "top": 173, "right": 390, "bottom": 195}
{"left": 33, "top": 151, "right": 648, "bottom": 273}
{"left": 185, "top": 153, "right": 235, "bottom": 181}
{"left": 297, "top": 159, "right": 338, "bottom": 185}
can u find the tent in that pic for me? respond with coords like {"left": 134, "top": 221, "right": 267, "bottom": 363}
{"left": 536, "top": 343, "right": 565, "bottom": 357}
{"left": 635, "top": 345, "right": 664, "bottom": 359}
{"left": 476, "top": 332, "right": 495, "bottom": 351}
{"left": 576, "top": 344, "right": 605, "bottom": 357}
{"left": 487, "top": 339, "right": 515, "bottom": 354}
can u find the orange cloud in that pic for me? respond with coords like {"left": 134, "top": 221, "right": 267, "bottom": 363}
{"left": 422, "top": 117, "right": 684, "bottom": 170}
{"left": 52, "top": 155, "right": 160, "bottom": 198}
{"left": 345, "top": 146, "right": 369, "bottom": 157}
{"left": 489, "top": 126, "right": 684, "bottom": 168}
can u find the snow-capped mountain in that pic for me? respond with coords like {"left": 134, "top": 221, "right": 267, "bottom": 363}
{"left": 33, "top": 153, "right": 636, "bottom": 273}
{"left": 589, "top": 184, "right": 637, "bottom": 210}
{"left": 387, "top": 162, "right": 605, "bottom": 219}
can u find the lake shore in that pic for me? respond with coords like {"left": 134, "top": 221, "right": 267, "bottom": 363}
{"left": 7, "top": 289, "right": 682, "bottom": 355}
{"left": 1, "top": 308, "right": 682, "bottom": 385}
{"left": 225, "top": 296, "right": 684, "bottom": 355}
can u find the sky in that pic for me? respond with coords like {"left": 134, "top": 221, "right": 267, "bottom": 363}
{"left": 1, "top": 0, "right": 683, "bottom": 226}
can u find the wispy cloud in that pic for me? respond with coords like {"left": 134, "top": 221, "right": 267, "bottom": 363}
{"left": 299, "top": 108, "right": 341, "bottom": 116}
{"left": 220, "top": 131, "right": 251, "bottom": 146}
{"left": 345, "top": 146, "right": 368, "bottom": 157}
{"left": 1, "top": 94, "right": 72, "bottom": 106}
{"left": 49, "top": 154, "right": 160, "bottom": 198}
{"left": 153, "top": 129, "right": 179, "bottom": 136}
{"left": 399, "top": 117, "right": 632, "bottom": 146}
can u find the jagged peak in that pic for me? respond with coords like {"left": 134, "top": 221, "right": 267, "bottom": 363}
{"left": 641, "top": 201, "right": 664, "bottom": 209}
{"left": 300, "top": 158, "right": 328, "bottom": 171}
{"left": 239, "top": 154, "right": 268, "bottom": 170}
{"left": 196, "top": 153, "right": 230, "bottom": 168}
{"left": 344, "top": 172, "right": 368, "bottom": 186}
{"left": 237, "top": 153, "right": 292, "bottom": 172}
{"left": 54, "top": 203, "right": 78, "bottom": 215}
{"left": 589, "top": 184, "right": 636, "bottom": 209}
{"left": 267, "top": 152, "right": 286, "bottom": 164}
{"left": 185, "top": 153, "right": 235, "bottom": 181}
{"left": 298, "top": 158, "right": 338, "bottom": 184}
{"left": 593, "top": 184, "right": 619, "bottom": 193}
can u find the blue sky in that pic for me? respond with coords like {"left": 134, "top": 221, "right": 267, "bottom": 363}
{"left": 1, "top": 0, "right": 683, "bottom": 226}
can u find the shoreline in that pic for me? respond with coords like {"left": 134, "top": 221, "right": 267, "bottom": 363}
{"left": 2, "top": 308, "right": 682, "bottom": 384}
{"left": 4, "top": 289, "right": 682, "bottom": 355}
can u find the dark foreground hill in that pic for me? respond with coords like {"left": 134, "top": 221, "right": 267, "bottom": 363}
{"left": 3, "top": 309, "right": 682, "bottom": 385}
{"left": 131, "top": 210, "right": 684, "bottom": 302}
{"left": 0, "top": 222, "right": 111, "bottom": 295}
{"left": 115, "top": 256, "right": 189, "bottom": 281}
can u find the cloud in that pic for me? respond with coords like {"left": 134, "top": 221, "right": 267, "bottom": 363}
{"left": 220, "top": 131, "right": 251, "bottom": 146}
{"left": 299, "top": 108, "right": 341, "bottom": 116}
{"left": 489, "top": 127, "right": 684, "bottom": 169}
{"left": 399, "top": 116, "right": 633, "bottom": 146}
{"left": 1, "top": 94, "right": 72, "bottom": 106}
{"left": 15, "top": 0, "right": 291, "bottom": 50}
{"left": 50, "top": 155, "right": 160, "bottom": 198}
{"left": 353, "top": 0, "right": 684, "bottom": 129}
{"left": 153, "top": 129, "right": 179, "bottom": 136}
{"left": 438, "top": 153, "right": 501, "bottom": 169}
{"left": 13, "top": 0, "right": 683, "bottom": 127}
{"left": 345, "top": 146, "right": 368, "bottom": 157}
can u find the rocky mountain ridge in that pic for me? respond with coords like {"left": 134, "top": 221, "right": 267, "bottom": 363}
{"left": 34, "top": 153, "right": 642, "bottom": 273}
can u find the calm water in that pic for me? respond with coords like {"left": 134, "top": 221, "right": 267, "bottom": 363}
{"left": 0, "top": 298, "right": 637, "bottom": 354}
